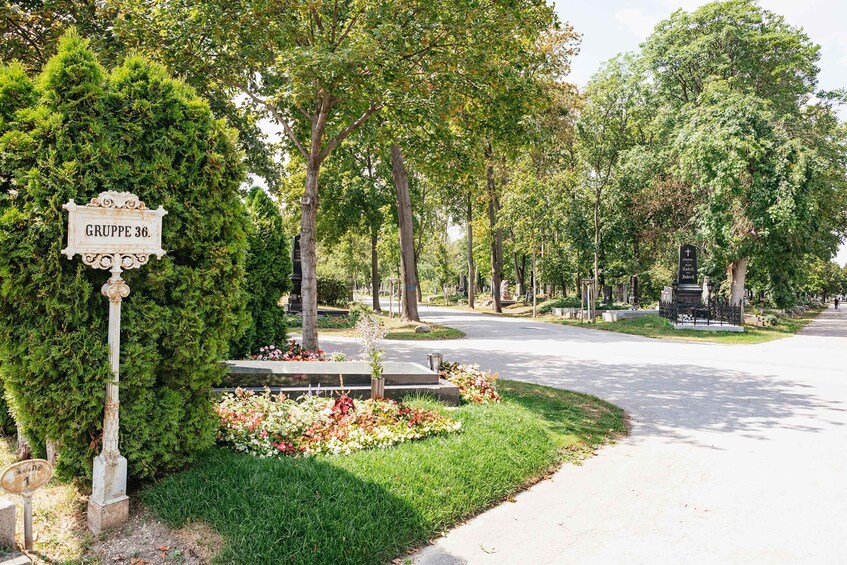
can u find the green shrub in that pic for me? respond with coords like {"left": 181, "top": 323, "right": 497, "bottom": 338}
{"left": 0, "top": 391, "right": 14, "bottom": 435}
{"left": 538, "top": 296, "right": 584, "bottom": 313}
{"left": 229, "top": 187, "right": 291, "bottom": 358}
{"left": 317, "top": 276, "right": 350, "bottom": 307}
{"left": 347, "top": 302, "right": 373, "bottom": 324}
{"left": 539, "top": 297, "right": 631, "bottom": 314}
{"left": 0, "top": 32, "right": 247, "bottom": 480}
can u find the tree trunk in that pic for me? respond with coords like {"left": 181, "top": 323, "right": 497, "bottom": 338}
{"left": 300, "top": 157, "right": 321, "bottom": 350}
{"left": 370, "top": 228, "right": 381, "bottom": 312}
{"left": 576, "top": 272, "right": 582, "bottom": 301}
{"left": 632, "top": 234, "right": 640, "bottom": 307}
{"left": 414, "top": 252, "right": 423, "bottom": 303}
{"left": 46, "top": 439, "right": 58, "bottom": 466}
{"left": 728, "top": 257, "right": 748, "bottom": 312}
{"left": 532, "top": 251, "right": 538, "bottom": 318}
{"left": 593, "top": 186, "right": 601, "bottom": 300}
{"left": 16, "top": 421, "right": 30, "bottom": 461}
{"left": 632, "top": 274, "right": 639, "bottom": 307}
{"left": 513, "top": 250, "right": 526, "bottom": 295}
{"left": 485, "top": 144, "right": 503, "bottom": 313}
{"left": 390, "top": 144, "right": 420, "bottom": 321}
{"left": 467, "top": 194, "right": 475, "bottom": 309}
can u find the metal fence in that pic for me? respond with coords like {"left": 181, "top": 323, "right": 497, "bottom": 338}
{"left": 659, "top": 299, "right": 742, "bottom": 326}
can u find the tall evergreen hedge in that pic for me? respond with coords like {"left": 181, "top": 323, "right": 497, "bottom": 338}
{"left": 0, "top": 32, "right": 248, "bottom": 479}
{"left": 229, "top": 187, "right": 291, "bottom": 357}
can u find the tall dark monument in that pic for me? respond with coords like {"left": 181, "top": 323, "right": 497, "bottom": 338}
{"left": 676, "top": 244, "right": 701, "bottom": 307}
{"left": 287, "top": 234, "right": 302, "bottom": 313}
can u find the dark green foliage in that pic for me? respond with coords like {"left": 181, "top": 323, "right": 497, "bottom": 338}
{"left": 316, "top": 276, "right": 350, "bottom": 307}
{"left": 0, "top": 63, "right": 38, "bottom": 129}
{"left": 538, "top": 297, "right": 583, "bottom": 312}
{"left": 0, "top": 32, "right": 247, "bottom": 479}
{"left": 0, "top": 390, "right": 14, "bottom": 435}
{"left": 229, "top": 187, "right": 290, "bottom": 358}
{"left": 538, "top": 297, "right": 630, "bottom": 314}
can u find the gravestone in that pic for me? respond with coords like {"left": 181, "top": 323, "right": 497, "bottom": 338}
{"left": 288, "top": 234, "right": 302, "bottom": 313}
{"left": 661, "top": 286, "right": 673, "bottom": 303}
{"left": 603, "top": 285, "right": 613, "bottom": 303}
{"left": 500, "top": 280, "right": 511, "bottom": 300}
{"left": 676, "top": 244, "right": 701, "bottom": 308}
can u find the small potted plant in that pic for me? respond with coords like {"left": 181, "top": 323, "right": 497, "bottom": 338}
{"left": 356, "top": 313, "right": 389, "bottom": 399}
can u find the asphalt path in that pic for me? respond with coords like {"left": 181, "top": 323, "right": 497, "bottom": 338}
{"left": 320, "top": 304, "right": 847, "bottom": 564}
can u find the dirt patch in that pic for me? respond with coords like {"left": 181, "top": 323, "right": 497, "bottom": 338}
{"left": 85, "top": 503, "right": 221, "bottom": 564}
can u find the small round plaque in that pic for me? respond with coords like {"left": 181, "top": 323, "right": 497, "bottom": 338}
{"left": 0, "top": 459, "right": 54, "bottom": 495}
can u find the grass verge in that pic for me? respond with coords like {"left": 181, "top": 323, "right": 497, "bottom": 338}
{"left": 140, "top": 380, "right": 627, "bottom": 564}
{"left": 559, "top": 311, "right": 824, "bottom": 344}
{"left": 292, "top": 317, "right": 466, "bottom": 340}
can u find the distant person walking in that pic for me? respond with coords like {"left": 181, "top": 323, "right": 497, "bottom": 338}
{"left": 835, "top": 296, "right": 840, "bottom": 310}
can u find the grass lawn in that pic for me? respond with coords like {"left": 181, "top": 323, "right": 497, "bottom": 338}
{"left": 560, "top": 311, "right": 824, "bottom": 344}
{"left": 291, "top": 313, "right": 466, "bottom": 340}
{"left": 140, "top": 380, "right": 627, "bottom": 564}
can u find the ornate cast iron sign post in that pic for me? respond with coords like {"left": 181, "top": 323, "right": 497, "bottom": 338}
{"left": 62, "top": 191, "right": 166, "bottom": 533}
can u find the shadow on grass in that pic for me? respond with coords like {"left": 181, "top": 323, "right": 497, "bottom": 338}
{"left": 499, "top": 380, "right": 628, "bottom": 456}
{"left": 141, "top": 450, "right": 426, "bottom": 564}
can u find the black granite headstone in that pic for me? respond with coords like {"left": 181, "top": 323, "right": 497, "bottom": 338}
{"left": 676, "top": 244, "right": 701, "bottom": 307}
{"left": 678, "top": 244, "right": 698, "bottom": 289}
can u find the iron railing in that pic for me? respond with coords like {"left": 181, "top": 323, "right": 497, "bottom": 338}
{"left": 659, "top": 299, "right": 742, "bottom": 326}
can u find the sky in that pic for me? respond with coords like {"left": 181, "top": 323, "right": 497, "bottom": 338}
{"left": 555, "top": 0, "right": 847, "bottom": 266}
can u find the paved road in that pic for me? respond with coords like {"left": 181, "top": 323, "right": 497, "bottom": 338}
{"left": 321, "top": 305, "right": 847, "bottom": 565}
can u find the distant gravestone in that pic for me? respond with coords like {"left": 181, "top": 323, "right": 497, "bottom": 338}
{"left": 678, "top": 244, "right": 698, "bottom": 289}
{"left": 661, "top": 286, "right": 673, "bottom": 303}
{"left": 603, "top": 285, "right": 613, "bottom": 303}
{"left": 677, "top": 244, "right": 701, "bottom": 307}
{"left": 288, "top": 234, "right": 302, "bottom": 313}
{"left": 500, "top": 280, "right": 511, "bottom": 300}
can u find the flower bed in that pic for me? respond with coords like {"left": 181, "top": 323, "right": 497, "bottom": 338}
{"left": 439, "top": 362, "right": 501, "bottom": 404}
{"left": 251, "top": 340, "right": 327, "bottom": 361}
{"left": 216, "top": 389, "right": 461, "bottom": 457}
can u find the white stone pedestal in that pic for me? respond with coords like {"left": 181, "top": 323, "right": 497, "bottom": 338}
{"left": 87, "top": 454, "right": 129, "bottom": 534}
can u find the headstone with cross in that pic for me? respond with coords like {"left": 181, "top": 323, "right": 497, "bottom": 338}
{"left": 676, "top": 244, "right": 701, "bottom": 308}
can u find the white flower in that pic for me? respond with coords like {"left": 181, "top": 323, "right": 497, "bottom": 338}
{"left": 356, "top": 314, "right": 388, "bottom": 379}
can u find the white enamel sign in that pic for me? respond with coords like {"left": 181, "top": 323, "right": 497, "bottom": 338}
{"left": 0, "top": 459, "right": 53, "bottom": 496}
{"left": 61, "top": 191, "right": 166, "bottom": 266}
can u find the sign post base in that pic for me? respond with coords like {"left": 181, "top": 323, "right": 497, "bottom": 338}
{"left": 87, "top": 453, "right": 129, "bottom": 534}
{"left": 87, "top": 496, "right": 129, "bottom": 534}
